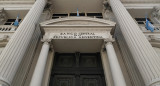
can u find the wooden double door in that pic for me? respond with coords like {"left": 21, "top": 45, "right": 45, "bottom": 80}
{"left": 49, "top": 52, "right": 106, "bottom": 86}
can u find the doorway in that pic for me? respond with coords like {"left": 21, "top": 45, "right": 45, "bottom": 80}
{"left": 49, "top": 52, "right": 106, "bottom": 86}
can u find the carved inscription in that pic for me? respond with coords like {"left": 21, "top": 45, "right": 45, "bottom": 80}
{"left": 52, "top": 32, "right": 106, "bottom": 39}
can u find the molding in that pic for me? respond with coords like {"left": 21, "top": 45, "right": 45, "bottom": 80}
{"left": 123, "top": 3, "right": 160, "bottom": 9}
{"left": 0, "top": 1, "right": 35, "bottom": 4}
{"left": 40, "top": 17, "right": 116, "bottom": 28}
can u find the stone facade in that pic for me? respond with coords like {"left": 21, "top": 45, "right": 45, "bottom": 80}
{"left": 0, "top": 0, "right": 159, "bottom": 86}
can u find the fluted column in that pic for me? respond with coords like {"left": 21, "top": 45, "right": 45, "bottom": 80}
{"left": 115, "top": 27, "right": 145, "bottom": 86}
{"left": 0, "top": 0, "right": 47, "bottom": 85}
{"left": 109, "top": 0, "right": 160, "bottom": 85}
{"left": 105, "top": 41, "right": 126, "bottom": 86}
{"left": 30, "top": 41, "right": 50, "bottom": 86}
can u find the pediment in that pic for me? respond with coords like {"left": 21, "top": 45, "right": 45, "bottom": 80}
{"left": 40, "top": 17, "right": 116, "bottom": 27}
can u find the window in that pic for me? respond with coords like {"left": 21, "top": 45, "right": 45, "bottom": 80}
{"left": 53, "top": 14, "right": 68, "bottom": 16}
{"left": 52, "top": 14, "right": 68, "bottom": 19}
{"left": 87, "top": 13, "right": 102, "bottom": 16}
{"left": 52, "top": 13, "right": 103, "bottom": 19}
{"left": 135, "top": 18, "right": 153, "bottom": 25}
{"left": 69, "top": 13, "right": 85, "bottom": 16}
{"left": 70, "top": 13, "right": 77, "bottom": 16}
{"left": 87, "top": 13, "right": 103, "bottom": 19}
{"left": 4, "top": 19, "right": 22, "bottom": 25}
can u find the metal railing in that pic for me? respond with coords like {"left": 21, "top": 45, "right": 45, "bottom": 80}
{"left": 0, "top": 25, "right": 16, "bottom": 32}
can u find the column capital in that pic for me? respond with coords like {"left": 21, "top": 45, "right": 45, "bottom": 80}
{"left": 43, "top": 1, "right": 53, "bottom": 20}
{"left": 104, "top": 38, "right": 115, "bottom": 44}
{"left": 152, "top": 6, "right": 160, "bottom": 19}
{"left": 41, "top": 38, "right": 54, "bottom": 51}
{"left": 0, "top": 8, "right": 7, "bottom": 24}
{"left": 41, "top": 38, "right": 51, "bottom": 44}
{"left": 103, "top": 0, "right": 111, "bottom": 10}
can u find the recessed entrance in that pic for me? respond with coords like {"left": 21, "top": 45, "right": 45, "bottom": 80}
{"left": 49, "top": 52, "right": 106, "bottom": 86}
{"left": 40, "top": 17, "right": 115, "bottom": 86}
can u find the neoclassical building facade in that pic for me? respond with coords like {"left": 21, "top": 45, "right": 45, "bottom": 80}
{"left": 0, "top": 0, "right": 160, "bottom": 86}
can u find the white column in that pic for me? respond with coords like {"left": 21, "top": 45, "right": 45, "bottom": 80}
{"left": 30, "top": 41, "right": 50, "bottom": 86}
{"left": 101, "top": 47, "right": 114, "bottom": 86}
{"left": 105, "top": 42, "right": 126, "bottom": 86}
{"left": 109, "top": 0, "right": 160, "bottom": 85}
{"left": 0, "top": 0, "right": 47, "bottom": 85}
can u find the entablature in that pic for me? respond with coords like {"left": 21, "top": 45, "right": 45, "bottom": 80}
{"left": 40, "top": 17, "right": 116, "bottom": 40}
{"left": 40, "top": 17, "right": 116, "bottom": 53}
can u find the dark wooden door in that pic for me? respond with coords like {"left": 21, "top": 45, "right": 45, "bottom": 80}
{"left": 49, "top": 52, "right": 106, "bottom": 86}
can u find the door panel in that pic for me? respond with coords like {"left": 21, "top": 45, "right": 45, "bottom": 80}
{"left": 49, "top": 53, "right": 106, "bottom": 86}
{"left": 80, "top": 75, "right": 102, "bottom": 86}
{"left": 80, "top": 55, "right": 98, "bottom": 67}
{"left": 52, "top": 75, "right": 75, "bottom": 86}
{"left": 55, "top": 55, "right": 75, "bottom": 67}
